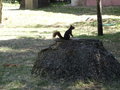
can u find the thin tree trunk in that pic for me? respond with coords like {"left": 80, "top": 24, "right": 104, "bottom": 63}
{"left": 20, "top": 0, "right": 25, "bottom": 9}
{"left": 0, "top": 0, "right": 2, "bottom": 23}
{"left": 97, "top": 0, "right": 103, "bottom": 36}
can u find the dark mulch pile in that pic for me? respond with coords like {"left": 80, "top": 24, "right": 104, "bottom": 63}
{"left": 32, "top": 39, "right": 120, "bottom": 81}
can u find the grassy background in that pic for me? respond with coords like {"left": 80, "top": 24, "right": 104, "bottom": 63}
{"left": 0, "top": 3, "right": 120, "bottom": 90}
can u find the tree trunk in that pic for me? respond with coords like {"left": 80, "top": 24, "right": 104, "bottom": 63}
{"left": 0, "top": 0, "right": 2, "bottom": 23}
{"left": 20, "top": 0, "right": 25, "bottom": 9}
{"left": 97, "top": 0, "right": 103, "bottom": 36}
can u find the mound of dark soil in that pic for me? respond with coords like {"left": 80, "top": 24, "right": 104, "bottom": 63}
{"left": 32, "top": 39, "right": 120, "bottom": 81}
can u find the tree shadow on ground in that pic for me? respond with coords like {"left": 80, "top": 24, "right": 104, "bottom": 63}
{"left": 0, "top": 37, "right": 52, "bottom": 50}
{"left": 0, "top": 37, "right": 55, "bottom": 89}
{"left": 76, "top": 32, "right": 120, "bottom": 41}
{"left": 0, "top": 37, "right": 55, "bottom": 63}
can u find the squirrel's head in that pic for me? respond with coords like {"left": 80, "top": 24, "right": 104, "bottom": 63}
{"left": 70, "top": 25, "right": 75, "bottom": 30}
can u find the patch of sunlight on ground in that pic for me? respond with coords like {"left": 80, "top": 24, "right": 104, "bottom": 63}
{"left": 3, "top": 80, "right": 25, "bottom": 90}
{"left": 2, "top": 5, "right": 120, "bottom": 28}
{"left": 0, "top": 47, "right": 30, "bottom": 53}
{"left": 0, "top": 36, "right": 17, "bottom": 40}
{"left": 0, "top": 28, "right": 64, "bottom": 40}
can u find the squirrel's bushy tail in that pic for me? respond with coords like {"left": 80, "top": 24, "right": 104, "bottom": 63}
{"left": 53, "top": 31, "right": 63, "bottom": 39}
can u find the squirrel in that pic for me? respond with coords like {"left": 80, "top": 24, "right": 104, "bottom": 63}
{"left": 53, "top": 25, "right": 75, "bottom": 40}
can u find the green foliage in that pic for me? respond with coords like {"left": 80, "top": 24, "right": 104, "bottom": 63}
{"left": 3, "top": 0, "right": 21, "bottom": 3}
{"left": 16, "top": 0, "right": 21, "bottom": 3}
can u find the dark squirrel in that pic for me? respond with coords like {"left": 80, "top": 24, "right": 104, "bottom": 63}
{"left": 53, "top": 25, "right": 75, "bottom": 40}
